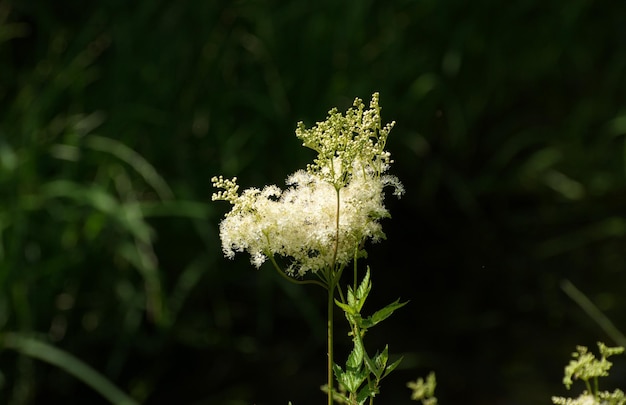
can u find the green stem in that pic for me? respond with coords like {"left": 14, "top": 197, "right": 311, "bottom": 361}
{"left": 353, "top": 246, "right": 359, "bottom": 294}
{"left": 331, "top": 189, "right": 341, "bottom": 269}
{"left": 336, "top": 280, "right": 346, "bottom": 305}
{"left": 267, "top": 253, "right": 327, "bottom": 290}
{"left": 328, "top": 276, "right": 335, "bottom": 405}
{"left": 584, "top": 379, "right": 592, "bottom": 397}
{"left": 327, "top": 188, "right": 342, "bottom": 405}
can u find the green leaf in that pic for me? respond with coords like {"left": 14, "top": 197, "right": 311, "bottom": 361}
{"left": 349, "top": 370, "right": 368, "bottom": 393}
{"left": 334, "top": 363, "right": 360, "bottom": 392}
{"left": 383, "top": 356, "right": 403, "bottom": 379}
{"left": 347, "top": 287, "right": 357, "bottom": 309}
{"left": 361, "top": 344, "right": 380, "bottom": 378}
{"left": 356, "top": 383, "right": 378, "bottom": 404}
{"left": 368, "top": 299, "right": 408, "bottom": 327}
{"left": 338, "top": 362, "right": 367, "bottom": 393}
{"left": 335, "top": 298, "right": 355, "bottom": 315}
{"left": 354, "top": 268, "right": 372, "bottom": 310}
{"left": 347, "top": 342, "right": 364, "bottom": 370}
{"left": 374, "top": 345, "right": 389, "bottom": 371}
{"left": 333, "top": 362, "right": 344, "bottom": 380}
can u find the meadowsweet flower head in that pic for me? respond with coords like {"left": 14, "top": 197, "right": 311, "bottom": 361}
{"left": 212, "top": 93, "right": 402, "bottom": 277}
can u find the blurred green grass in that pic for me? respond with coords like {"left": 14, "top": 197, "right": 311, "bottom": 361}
{"left": 1, "top": 0, "right": 626, "bottom": 404}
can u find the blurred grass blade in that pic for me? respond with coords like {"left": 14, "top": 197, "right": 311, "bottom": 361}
{"left": 117, "top": 241, "right": 167, "bottom": 326}
{"left": 560, "top": 279, "right": 626, "bottom": 348}
{"left": 1, "top": 332, "right": 140, "bottom": 405}
{"left": 169, "top": 255, "right": 208, "bottom": 319}
{"left": 536, "top": 217, "right": 626, "bottom": 258}
{"left": 84, "top": 135, "right": 173, "bottom": 200}
{"left": 41, "top": 180, "right": 154, "bottom": 244}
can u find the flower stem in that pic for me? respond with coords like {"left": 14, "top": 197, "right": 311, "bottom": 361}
{"left": 327, "top": 278, "right": 335, "bottom": 405}
{"left": 327, "top": 188, "right": 342, "bottom": 405}
{"left": 267, "top": 254, "right": 327, "bottom": 290}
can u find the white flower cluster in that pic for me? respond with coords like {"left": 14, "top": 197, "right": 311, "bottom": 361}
{"left": 212, "top": 93, "right": 403, "bottom": 277}
{"left": 551, "top": 394, "right": 600, "bottom": 405}
{"left": 552, "top": 391, "right": 626, "bottom": 405}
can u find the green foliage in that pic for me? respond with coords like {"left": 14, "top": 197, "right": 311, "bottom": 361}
{"left": 0, "top": 5, "right": 216, "bottom": 401}
{"left": 331, "top": 268, "right": 407, "bottom": 404}
{"left": 0, "top": 116, "right": 213, "bottom": 402}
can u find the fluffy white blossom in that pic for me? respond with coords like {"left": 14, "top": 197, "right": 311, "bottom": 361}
{"left": 212, "top": 93, "right": 403, "bottom": 277}
{"left": 551, "top": 394, "right": 599, "bottom": 405}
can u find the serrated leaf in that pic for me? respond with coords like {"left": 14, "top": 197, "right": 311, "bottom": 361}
{"left": 369, "top": 299, "right": 407, "bottom": 327}
{"left": 347, "top": 287, "right": 357, "bottom": 308}
{"left": 356, "top": 383, "right": 378, "bottom": 404}
{"left": 334, "top": 299, "right": 354, "bottom": 315}
{"left": 347, "top": 342, "right": 364, "bottom": 370}
{"left": 333, "top": 363, "right": 344, "bottom": 380}
{"left": 349, "top": 331, "right": 381, "bottom": 380}
{"left": 337, "top": 371, "right": 350, "bottom": 390}
{"left": 355, "top": 268, "right": 371, "bottom": 310}
{"left": 343, "top": 368, "right": 367, "bottom": 393}
{"left": 374, "top": 345, "right": 389, "bottom": 370}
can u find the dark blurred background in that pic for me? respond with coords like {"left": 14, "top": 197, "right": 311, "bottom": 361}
{"left": 2, "top": 0, "right": 626, "bottom": 404}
